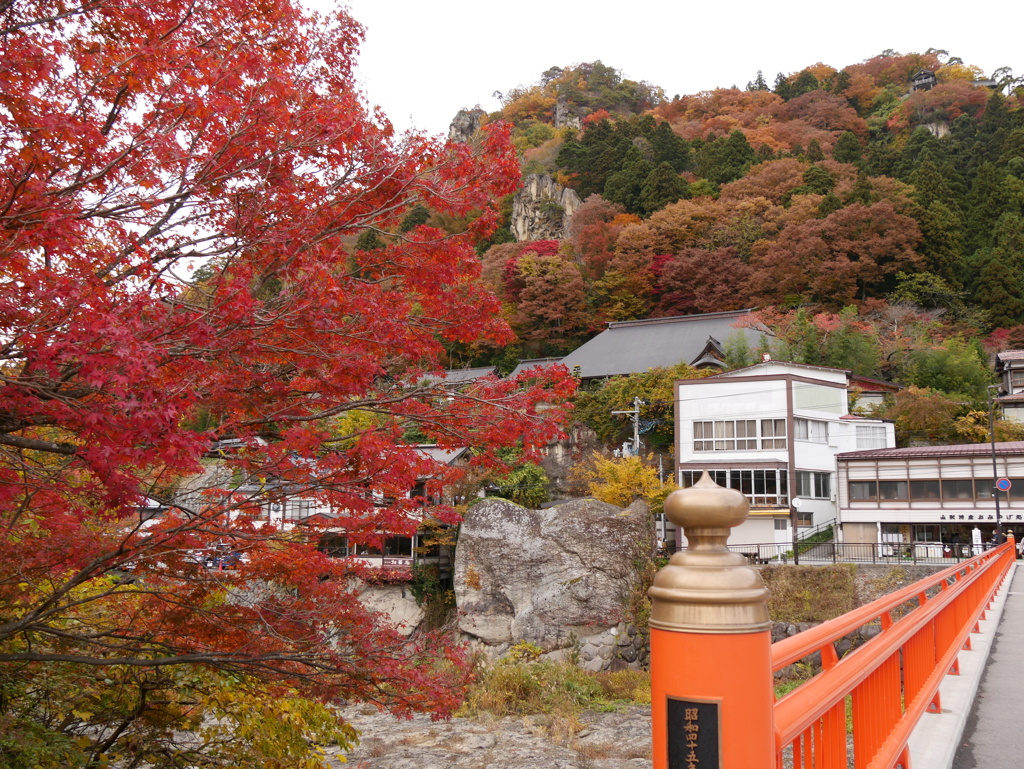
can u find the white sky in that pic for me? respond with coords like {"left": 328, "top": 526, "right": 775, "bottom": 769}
{"left": 313, "top": 1, "right": 1023, "bottom": 138}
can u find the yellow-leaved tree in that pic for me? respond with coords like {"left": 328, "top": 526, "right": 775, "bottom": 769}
{"left": 572, "top": 452, "right": 677, "bottom": 513}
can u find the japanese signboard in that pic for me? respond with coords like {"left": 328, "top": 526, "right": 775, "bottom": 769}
{"left": 667, "top": 697, "right": 721, "bottom": 769}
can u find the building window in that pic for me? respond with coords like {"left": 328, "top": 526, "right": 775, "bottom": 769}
{"left": 679, "top": 471, "right": 700, "bottom": 488}
{"left": 774, "top": 518, "right": 789, "bottom": 530}
{"left": 797, "top": 471, "right": 831, "bottom": 499}
{"left": 383, "top": 536, "right": 413, "bottom": 557}
{"left": 849, "top": 481, "right": 877, "bottom": 500}
{"left": 910, "top": 480, "right": 940, "bottom": 500}
{"left": 795, "top": 418, "right": 828, "bottom": 443}
{"left": 975, "top": 479, "right": 995, "bottom": 499}
{"left": 283, "top": 499, "right": 313, "bottom": 521}
{"left": 318, "top": 533, "right": 348, "bottom": 557}
{"left": 879, "top": 481, "right": 908, "bottom": 500}
{"left": 693, "top": 420, "right": 758, "bottom": 451}
{"left": 761, "top": 419, "right": 787, "bottom": 449}
{"left": 682, "top": 468, "right": 789, "bottom": 506}
{"left": 856, "top": 425, "right": 887, "bottom": 449}
{"left": 941, "top": 479, "right": 974, "bottom": 500}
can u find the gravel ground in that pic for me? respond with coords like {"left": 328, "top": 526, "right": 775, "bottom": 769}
{"left": 325, "top": 704, "right": 653, "bottom": 769}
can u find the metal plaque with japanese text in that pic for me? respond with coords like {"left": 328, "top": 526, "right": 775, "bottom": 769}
{"left": 667, "top": 697, "right": 720, "bottom": 769}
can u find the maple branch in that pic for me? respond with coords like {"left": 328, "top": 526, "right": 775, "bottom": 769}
{"left": 0, "top": 433, "right": 78, "bottom": 455}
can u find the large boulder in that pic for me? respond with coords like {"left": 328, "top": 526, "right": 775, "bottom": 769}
{"left": 455, "top": 497, "right": 654, "bottom": 669}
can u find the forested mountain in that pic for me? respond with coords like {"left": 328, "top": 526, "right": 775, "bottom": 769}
{"left": 449, "top": 52, "right": 1024, "bottom": 394}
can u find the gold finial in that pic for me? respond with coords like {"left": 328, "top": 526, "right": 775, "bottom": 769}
{"left": 648, "top": 471, "right": 771, "bottom": 633}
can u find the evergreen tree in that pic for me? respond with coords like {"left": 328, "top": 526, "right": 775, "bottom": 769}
{"left": 914, "top": 200, "right": 967, "bottom": 287}
{"left": 724, "top": 331, "right": 755, "bottom": 368}
{"left": 832, "top": 131, "right": 862, "bottom": 164}
{"left": 603, "top": 145, "right": 655, "bottom": 214}
{"left": 818, "top": 193, "right": 844, "bottom": 218}
{"left": 354, "top": 229, "right": 385, "bottom": 251}
{"left": 892, "top": 126, "right": 947, "bottom": 181}
{"left": 965, "top": 162, "right": 1009, "bottom": 252}
{"left": 773, "top": 72, "right": 793, "bottom": 100}
{"left": 695, "top": 130, "right": 756, "bottom": 185}
{"left": 844, "top": 171, "right": 876, "bottom": 206}
{"left": 790, "top": 69, "right": 820, "bottom": 98}
{"left": 638, "top": 162, "right": 690, "bottom": 215}
{"left": 649, "top": 120, "right": 692, "bottom": 171}
{"left": 747, "top": 70, "right": 770, "bottom": 91}
{"left": 909, "top": 159, "right": 965, "bottom": 213}
{"left": 970, "top": 251, "right": 1024, "bottom": 328}
{"left": 948, "top": 113, "right": 982, "bottom": 181}
{"left": 831, "top": 69, "right": 852, "bottom": 96}
{"left": 398, "top": 204, "right": 431, "bottom": 232}
{"left": 864, "top": 140, "right": 897, "bottom": 177}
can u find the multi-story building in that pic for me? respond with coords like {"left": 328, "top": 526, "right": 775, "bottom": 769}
{"left": 673, "top": 360, "right": 895, "bottom": 548}
{"left": 836, "top": 442, "right": 1024, "bottom": 553}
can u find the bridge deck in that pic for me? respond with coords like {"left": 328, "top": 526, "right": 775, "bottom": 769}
{"left": 951, "top": 562, "right": 1024, "bottom": 769}
{"left": 905, "top": 561, "right": 1021, "bottom": 769}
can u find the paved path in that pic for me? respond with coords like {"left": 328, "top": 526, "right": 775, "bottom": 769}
{"left": 950, "top": 564, "right": 1024, "bottom": 769}
{"left": 906, "top": 561, "right": 1021, "bottom": 769}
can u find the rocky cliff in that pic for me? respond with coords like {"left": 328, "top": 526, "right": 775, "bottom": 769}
{"left": 448, "top": 107, "right": 486, "bottom": 143}
{"left": 511, "top": 173, "right": 582, "bottom": 241}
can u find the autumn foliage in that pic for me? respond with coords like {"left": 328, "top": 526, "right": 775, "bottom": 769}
{"left": 0, "top": 0, "right": 575, "bottom": 764}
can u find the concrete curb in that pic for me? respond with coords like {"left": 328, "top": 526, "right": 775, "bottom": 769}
{"left": 905, "top": 561, "right": 1017, "bottom": 769}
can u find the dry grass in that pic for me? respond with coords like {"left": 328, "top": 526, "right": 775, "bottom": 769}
{"left": 761, "top": 563, "right": 858, "bottom": 623}
{"left": 458, "top": 658, "right": 649, "bottom": 736}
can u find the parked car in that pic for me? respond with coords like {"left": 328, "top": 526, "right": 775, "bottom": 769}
{"left": 203, "top": 545, "right": 247, "bottom": 570}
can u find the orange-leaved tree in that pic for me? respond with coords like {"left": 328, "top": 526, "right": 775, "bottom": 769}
{"left": 0, "top": 0, "right": 574, "bottom": 764}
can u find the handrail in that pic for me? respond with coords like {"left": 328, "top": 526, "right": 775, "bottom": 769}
{"left": 796, "top": 519, "right": 835, "bottom": 542}
{"left": 771, "top": 541, "right": 1015, "bottom": 769}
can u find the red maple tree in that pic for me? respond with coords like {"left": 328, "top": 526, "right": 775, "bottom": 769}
{"left": 0, "top": 0, "right": 573, "bottom": 762}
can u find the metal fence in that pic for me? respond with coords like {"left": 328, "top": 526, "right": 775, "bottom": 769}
{"left": 710, "top": 540, "right": 1003, "bottom": 566}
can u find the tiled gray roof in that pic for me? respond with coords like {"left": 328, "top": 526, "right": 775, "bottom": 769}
{"left": 442, "top": 366, "right": 497, "bottom": 383}
{"left": 414, "top": 445, "right": 469, "bottom": 465}
{"left": 508, "top": 357, "right": 563, "bottom": 379}
{"left": 558, "top": 310, "right": 768, "bottom": 380}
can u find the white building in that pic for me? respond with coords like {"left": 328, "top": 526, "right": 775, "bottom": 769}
{"left": 674, "top": 361, "right": 895, "bottom": 548}
{"left": 162, "top": 443, "right": 469, "bottom": 577}
{"left": 995, "top": 350, "right": 1024, "bottom": 423}
{"left": 837, "top": 442, "right": 1024, "bottom": 551}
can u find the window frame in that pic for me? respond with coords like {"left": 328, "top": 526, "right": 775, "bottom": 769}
{"left": 855, "top": 425, "right": 887, "bottom": 449}
{"left": 795, "top": 418, "right": 828, "bottom": 444}
{"left": 693, "top": 419, "right": 758, "bottom": 452}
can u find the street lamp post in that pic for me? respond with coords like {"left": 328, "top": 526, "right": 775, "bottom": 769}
{"left": 987, "top": 385, "right": 1003, "bottom": 543}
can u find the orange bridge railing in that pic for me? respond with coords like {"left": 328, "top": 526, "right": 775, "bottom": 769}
{"left": 771, "top": 540, "right": 1016, "bottom": 769}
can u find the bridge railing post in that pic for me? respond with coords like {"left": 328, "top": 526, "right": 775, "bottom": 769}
{"left": 649, "top": 471, "right": 775, "bottom": 769}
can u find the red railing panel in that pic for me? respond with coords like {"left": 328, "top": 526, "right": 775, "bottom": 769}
{"left": 772, "top": 542, "right": 1014, "bottom": 769}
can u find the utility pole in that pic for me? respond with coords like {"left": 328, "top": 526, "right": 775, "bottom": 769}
{"left": 612, "top": 396, "right": 647, "bottom": 456}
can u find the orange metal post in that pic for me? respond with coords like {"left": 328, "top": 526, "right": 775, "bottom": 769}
{"left": 650, "top": 628, "right": 774, "bottom": 769}
{"left": 649, "top": 473, "right": 775, "bottom": 769}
